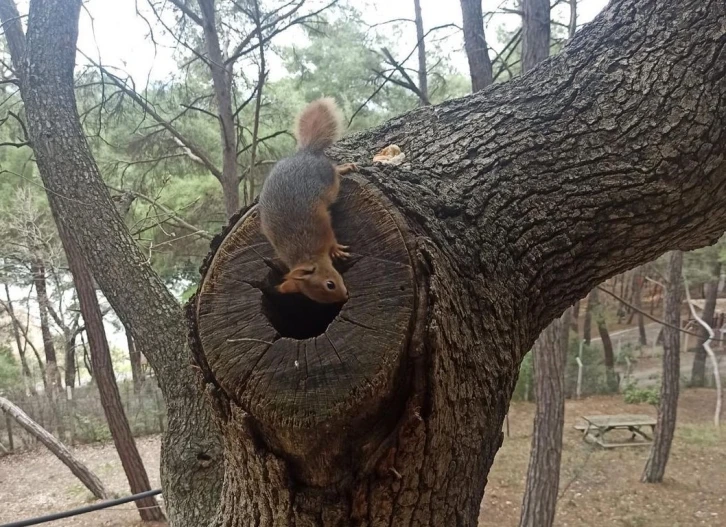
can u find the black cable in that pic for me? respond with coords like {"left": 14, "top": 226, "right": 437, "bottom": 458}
{"left": 0, "top": 489, "right": 162, "bottom": 527}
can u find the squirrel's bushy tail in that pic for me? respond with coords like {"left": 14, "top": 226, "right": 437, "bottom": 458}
{"left": 294, "top": 97, "right": 343, "bottom": 152}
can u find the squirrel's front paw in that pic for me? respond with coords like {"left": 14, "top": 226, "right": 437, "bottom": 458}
{"left": 336, "top": 163, "right": 358, "bottom": 176}
{"left": 331, "top": 243, "right": 350, "bottom": 260}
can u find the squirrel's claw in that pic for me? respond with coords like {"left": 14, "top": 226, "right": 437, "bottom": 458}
{"left": 331, "top": 244, "right": 350, "bottom": 260}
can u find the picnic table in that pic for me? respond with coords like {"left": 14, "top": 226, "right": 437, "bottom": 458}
{"left": 575, "top": 414, "right": 657, "bottom": 448}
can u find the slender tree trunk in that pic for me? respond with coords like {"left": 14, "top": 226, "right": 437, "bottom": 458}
{"left": 197, "top": 0, "right": 239, "bottom": 218}
{"left": 64, "top": 331, "right": 77, "bottom": 388}
{"left": 568, "top": 0, "right": 577, "bottom": 39}
{"left": 0, "top": 395, "right": 107, "bottom": 499}
{"left": 3, "top": 283, "right": 36, "bottom": 392}
{"left": 692, "top": 262, "right": 721, "bottom": 386}
{"left": 642, "top": 251, "right": 683, "bottom": 482}
{"left": 632, "top": 267, "right": 648, "bottom": 346}
{"left": 522, "top": 0, "right": 550, "bottom": 73}
{"left": 459, "top": 0, "right": 493, "bottom": 91}
{"left": 31, "top": 259, "right": 61, "bottom": 390}
{"left": 590, "top": 287, "right": 618, "bottom": 391}
{"left": 570, "top": 299, "right": 580, "bottom": 334}
{"left": 583, "top": 289, "right": 594, "bottom": 344}
{"left": 519, "top": 309, "right": 571, "bottom": 527}
{"left": 60, "top": 224, "right": 165, "bottom": 522}
{"left": 412, "top": 0, "right": 429, "bottom": 105}
{"left": 1, "top": 2, "right": 224, "bottom": 523}
{"left": 126, "top": 326, "right": 145, "bottom": 394}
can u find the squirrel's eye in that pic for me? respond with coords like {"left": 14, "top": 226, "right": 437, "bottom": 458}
{"left": 325, "top": 280, "right": 335, "bottom": 290}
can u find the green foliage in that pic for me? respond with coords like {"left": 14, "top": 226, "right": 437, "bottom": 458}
{"left": 73, "top": 414, "right": 113, "bottom": 443}
{"left": 512, "top": 352, "right": 534, "bottom": 401}
{"left": 622, "top": 381, "right": 660, "bottom": 405}
{"left": 677, "top": 423, "right": 722, "bottom": 446}
{"left": 564, "top": 339, "right": 612, "bottom": 397}
{"left": 0, "top": 344, "right": 21, "bottom": 393}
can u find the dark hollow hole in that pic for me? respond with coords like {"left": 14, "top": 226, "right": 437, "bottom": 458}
{"left": 197, "top": 452, "right": 212, "bottom": 461}
{"left": 260, "top": 267, "right": 345, "bottom": 339}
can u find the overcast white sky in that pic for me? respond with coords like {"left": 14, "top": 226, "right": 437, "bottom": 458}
{"left": 76, "top": 0, "right": 610, "bottom": 84}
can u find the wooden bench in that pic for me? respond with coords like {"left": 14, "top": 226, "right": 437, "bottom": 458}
{"left": 574, "top": 414, "right": 657, "bottom": 448}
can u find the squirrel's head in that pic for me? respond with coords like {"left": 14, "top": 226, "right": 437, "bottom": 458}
{"left": 277, "top": 260, "right": 348, "bottom": 304}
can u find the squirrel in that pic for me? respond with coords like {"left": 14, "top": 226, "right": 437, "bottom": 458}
{"left": 258, "top": 97, "right": 358, "bottom": 304}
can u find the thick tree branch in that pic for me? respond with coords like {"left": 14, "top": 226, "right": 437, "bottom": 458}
{"left": 0, "top": 2, "right": 223, "bottom": 523}
{"left": 331, "top": 0, "right": 726, "bottom": 347}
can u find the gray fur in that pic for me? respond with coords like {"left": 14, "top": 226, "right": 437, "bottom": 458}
{"left": 258, "top": 149, "right": 335, "bottom": 268}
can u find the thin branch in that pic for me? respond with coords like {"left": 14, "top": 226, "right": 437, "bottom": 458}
{"left": 226, "top": 0, "right": 339, "bottom": 65}
{"left": 167, "top": 0, "right": 203, "bottom": 26}
{"left": 106, "top": 184, "right": 212, "bottom": 240}
{"left": 82, "top": 54, "right": 223, "bottom": 180}
{"left": 380, "top": 47, "right": 429, "bottom": 103}
{"left": 597, "top": 286, "right": 726, "bottom": 342}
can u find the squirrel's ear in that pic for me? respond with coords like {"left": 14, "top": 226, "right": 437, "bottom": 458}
{"left": 277, "top": 278, "right": 301, "bottom": 294}
{"left": 286, "top": 265, "right": 316, "bottom": 280}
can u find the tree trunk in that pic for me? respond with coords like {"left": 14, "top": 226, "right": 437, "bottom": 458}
{"left": 632, "top": 267, "right": 648, "bottom": 346}
{"left": 3, "top": 283, "right": 36, "bottom": 393}
{"left": 459, "top": 0, "right": 493, "bottom": 91}
{"left": 31, "top": 258, "right": 62, "bottom": 390}
{"left": 583, "top": 289, "right": 594, "bottom": 344}
{"left": 197, "top": 0, "right": 239, "bottom": 218}
{"left": 126, "top": 327, "right": 145, "bottom": 394}
{"left": 0, "top": 1, "right": 223, "bottom": 525}
{"left": 591, "top": 287, "right": 618, "bottom": 391}
{"left": 642, "top": 251, "right": 683, "bottom": 482}
{"left": 64, "top": 331, "right": 77, "bottom": 388}
{"left": 9, "top": 0, "right": 726, "bottom": 524}
{"left": 570, "top": 299, "right": 580, "bottom": 334}
{"left": 519, "top": 309, "right": 570, "bottom": 527}
{"left": 61, "top": 223, "right": 164, "bottom": 521}
{"left": 568, "top": 0, "right": 577, "bottom": 39}
{"left": 522, "top": 0, "right": 550, "bottom": 73}
{"left": 412, "top": 0, "right": 429, "bottom": 105}
{"left": 0, "top": 395, "right": 108, "bottom": 499}
{"left": 691, "top": 262, "right": 720, "bottom": 386}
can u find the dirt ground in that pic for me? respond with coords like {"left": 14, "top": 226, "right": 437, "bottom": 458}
{"left": 1, "top": 389, "right": 723, "bottom": 527}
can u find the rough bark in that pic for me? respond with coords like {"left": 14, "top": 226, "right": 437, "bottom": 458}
{"left": 197, "top": 0, "right": 239, "bottom": 218}
{"left": 31, "top": 259, "right": 61, "bottom": 390}
{"left": 459, "top": 0, "right": 493, "bottom": 91}
{"left": 0, "top": 1, "right": 223, "bottom": 524}
{"left": 412, "top": 0, "right": 428, "bottom": 105}
{"left": 519, "top": 309, "right": 570, "bottom": 527}
{"left": 186, "top": 0, "right": 726, "bottom": 523}
{"left": 691, "top": 262, "right": 721, "bottom": 386}
{"left": 125, "top": 326, "right": 145, "bottom": 394}
{"left": 642, "top": 251, "right": 682, "bottom": 483}
{"left": 61, "top": 224, "right": 164, "bottom": 521}
{"left": 0, "top": 395, "right": 108, "bottom": 499}
{"left": 522, "top": 0, "right": 550, "bottom": 73}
